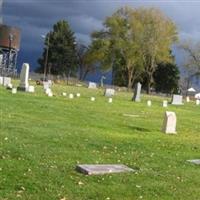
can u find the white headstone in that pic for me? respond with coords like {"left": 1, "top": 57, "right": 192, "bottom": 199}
{"left": 133, "top": 82, "right": 142, "bottom": 102}
{"left": 3, "top": 77, "right": 11, "bottom": 87}
{"left": 196, "top": 99, "right": 200, "bottom": 105}
{"left": 0, "top": 76, "right": 3, "bottom": 85}
{"left": 162, "top": 111, "right": 177, "bottom": 134}
{"left": 45, "top": 88, "right": 52, "bottom": 95}
{"left": 62, "top": 92, "right": 67, "bottom": 96}
{"left": 171, "top": 95, "right": 183, "bottom": 105}
{"left": 28, "top": 85, "right": 35, "bottom": 93}
{"left": 76, "top": 93, "right": 81, "bottom": 97}
{"left": 19, "top": 63, "right": 29, "bottom": 91}
{"left": 108, "top": 98, "right": 112, "bottom": 103}
{"left": 69, "top": 94, "right": 74, "bottom": 99}
{"left": 43, "top": 81, "right": 50, "bottom": 90}
{"left": 91, "top": 97, "right": 95, "bottom": 101}
{"left": 163, "top": 100, "right": 168, "bottom": 108}
{"left": 88, "top": 82, "right": 97, "bottom": 89}
{"left": 186, "top": 96, "right": 190, "bottom": 102}
{"left": 147, "top": 100, "right": 152, "bottom": 107}
{"left": 7, "top": 83, "right": 13, "bottom": 89}
{"left": 48, "top": 92, "right": 53, "bottom": 97}
{"left": 12, "top": 88, "right": 17, "bottom": 94}
{"left": 105, "top": 88, "right": 115, "bottom": 97}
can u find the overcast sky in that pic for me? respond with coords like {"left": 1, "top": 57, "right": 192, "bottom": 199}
{"left": 3, "top": 0, "right": 200, "bottom": 75}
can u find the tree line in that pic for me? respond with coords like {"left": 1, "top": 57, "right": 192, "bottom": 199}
{"left": 37, "top": 6, "right": 184, "bottom": 94}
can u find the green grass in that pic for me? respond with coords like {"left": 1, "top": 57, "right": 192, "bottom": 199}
{"left": 0, "top": 81, "right": 200, "bottom": 200}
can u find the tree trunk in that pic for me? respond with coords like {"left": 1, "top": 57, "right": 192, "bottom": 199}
{"left": 127, "top": 66, "right": 133, "bottom": 91}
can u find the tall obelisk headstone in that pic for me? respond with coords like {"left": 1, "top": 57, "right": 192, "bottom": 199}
{"left": 132, "top": 82, "right": 142, "bottom": 102}
{"left": 18, "top": 63, "right": 29, "bottom": 91}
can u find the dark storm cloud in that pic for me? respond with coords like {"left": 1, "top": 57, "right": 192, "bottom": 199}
{"left": 3, "top": 0, "right": 200, "bottom": 69}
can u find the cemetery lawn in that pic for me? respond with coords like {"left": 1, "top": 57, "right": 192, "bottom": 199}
{"left": 0, "top": 82, "right": 200, "bottom": 200}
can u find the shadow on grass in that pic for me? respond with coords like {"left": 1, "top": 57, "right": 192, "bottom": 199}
{"left": 128, "top": 125, "right": 151, "bottom": 133}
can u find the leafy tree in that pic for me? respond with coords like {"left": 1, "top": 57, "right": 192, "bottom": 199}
{"left": 37, "top": 20, "right": 78, "bottom": 80}
{"left": 153, "top": 62, "right": 180, "bottom": 94}
{"left": 137, "top": 8, "right": 178, "bottom": 93}
{"left": 76, "top": 43, "right": 96, "bottom": 81}
{"left": 89, "top": 7, "right": 144, "bottom": 90}
{"left": 179, "top": 40, "right": 200, "bottom": 90}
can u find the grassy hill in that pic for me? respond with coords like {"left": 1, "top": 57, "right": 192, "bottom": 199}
{"left": 0, "top": 82, "right": 200, "bottom": 200}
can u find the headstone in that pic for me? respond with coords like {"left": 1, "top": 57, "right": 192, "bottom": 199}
{"left": 187, "top": 159, "right": 200, "bottom": 165}
{"left": 163, "top": 100, "right": 168, "bottom": 108}
{"left": 12, "top": 88, "right": 17, "bottom": 94}
{"left": 6, "top": 83, "right": 13, "bottom": 89}
{"left": 0, "top": 76, "right": 3, "bottom": 85}
{"left": 171, "top": 94, "right": 183, "bottom": 105}
{"left": 132, "top": 82, "right": 142, "bottom": 102}
{"left": 19, "top": 63, "right": 29, "bottom": 91}
{"left": 76, "top": 164, "right": 135, "bottom": 175}
{"left": 196, "top": 99, "right": 200, "bottom": 105}
{"left": 3, "top": 77, "right": 11, "bottom": 87}
{"left": 186, "top": 96, "right": 190, "bottom": 103}
{"left": 104, "top": 88, "right": 115, "bottom": 97}
{"left": 48, "top": 92, "right": 53, "bottom": 97}
{"left": 91, "top": 97, "right": 95, "bottom": 101}
{"left": 88, "top": 82, "right": 97, "bottom": 89}
{"left": 43, "top": 81, "right": 50, "bottom": 90}
{"left": 45, "top": 88, "right": 52, "bottom": 95}
{"left": 69, "top": 94, "right": 74, "bottom": 99}
{"left": 162, "top": 111, "right": 177, "bottom": 134}
{"left": 76, "top": 93, "right": 81, "bottom": 97}
{"left": 28, "top": 85, "right": 35, "bottom": 93}
{"left": 108, "top": 97, "right": 112, "bottom": 103}
{"left": 147, "top": 100, "right": 152, "bottom": 107}
{"left": 62, "top": 92, "right": 67, "bottom": 96}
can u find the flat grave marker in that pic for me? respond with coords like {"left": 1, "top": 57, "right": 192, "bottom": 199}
{"left": 76, "top": 164, "right": 135, "bottom": 175}
{"left": 187, "top": 159, "right": 200, "bottom": 165}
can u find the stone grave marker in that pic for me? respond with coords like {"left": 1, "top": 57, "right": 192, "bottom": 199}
{"left": 196, "top": 99, "right": 200, "bottom": 105}
{"left": 18, "top": 63, "right": 29, "bottom": 91}
{"left": 162, "top": 111, "right": 177, "bottom": 134}
{"left": 91, "top": 97, "right": 95, "bottom": 101}
{"left": 147, "top": 100, "right": 152, "bottom": 107}
{"left": 6, "top": 83, "right": 13, "bottom": 89}
{"left": 108, "top": 97, "right": 112, "bottom": 103}
{"left": 48, "top": 92, "right": 53, "bottom": 97}
{"left": 76, "top": 93, "right": 81, "bottom": 97}
{"left": 0, "top": 76, "right": 3, "bottom": 85}
{"left": 3, "top": 77, "right": 11, "bottom": 87}
{"left": 43, "top": 81, "right": 50, "bottom": 90}
{"left": 12, "top": 88, "right": 17, "bottom": 94}
{"left": 69, "top": 94, "right": 74, "bottom": 99}
{"left": 163, "top": 100, "right": 168, "bottom": 108}
{"left": 62, "top": 92, "right": 67, "bottom": 96}
{"left": 76, "top": 164, "right": 135, "bottom": 175}
{"left": 186, "top": 96, "right": 190, "bottom": 102}
{"left": 187, "top": 159, "right": 200, "bottom": 165}
{"left": 28, "top": 86, "right": 35, "bottom": 93}
{"left": 171, "top": 94, "right": 183, "bottom": 105}
{"left": 104, "top": 88, "right": 115, "bottom": 97}
{"left": 45, "top": 88, "right": 52, "bottom": 95}
{"left": 132, "top": 82, "right": 142, "bottom": 102}
{"left": 88, "top": 82, "right": 97, "bottom": 89}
